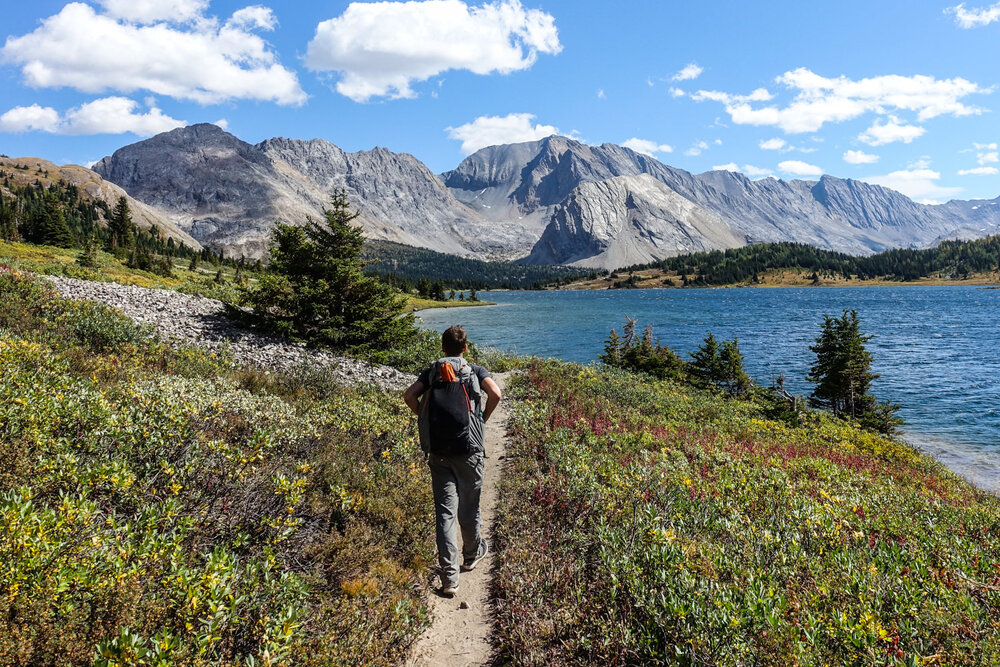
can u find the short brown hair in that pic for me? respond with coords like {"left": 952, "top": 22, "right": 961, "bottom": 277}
{"left": 442, "top": 325, "right": 467, "bottom": 356}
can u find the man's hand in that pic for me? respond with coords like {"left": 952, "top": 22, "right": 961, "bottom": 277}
{"left": 481, "top": 377, "right": 502, "bottom": 423}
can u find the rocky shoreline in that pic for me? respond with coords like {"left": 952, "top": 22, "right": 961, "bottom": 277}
{"left": 44, "top": 276, "right": 412, "bottom": 392}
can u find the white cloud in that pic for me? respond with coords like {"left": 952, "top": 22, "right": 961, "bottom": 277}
{"left": 843, "top": 149, "right": 879, "bottom": 164}
{"left": 947, "top": 2, "right": 1000, "bottom": 27}
{"left": 712, "top": 163, "right": 772, "bottom": 178}
{"left": 0, "top": 3, "right": 305, "bottom": 106}
{"left": 864, "top": 162, "right": 963, "bottom": 202}
{"left": 446, "top": 112, "right": 558, "bottom": 154}
{"left": 0, "top": 97, "right": 185, "bottom": 136}
{"left": 958, "top": 166, "right": 1000, "bottom": 175}
{"left": 0, "top": 104, "right": 61, "bottom": 133}
{"left": 778, "top": 160, "right": 824, "bottom": 177}
{"left": 597, "top": 89, "right": 605, "bottom": 99}
{"left": 227, "top": 6, "right": 278, "bottom": 30}
{"left": 97, "top": 0, "right": 208, "bottom": 23}
{"left": 858, "top": 115, "right": 926, "bottom": 146}
{"left": 760, "top": 137, "right": 786, "bottom": 150}
{"left": 684, "top": 140, "right": 710, "bottom": 156}
{"left": 622, "top": 137, "right": 673, "bottom": 156}
{"left": 689, "top": 68, "right": 985, "bottom": 134}
{"left": 672, "top": 63, "right": 703, "bottom": 82}
{"left": 669, "top": 87, "right": 686, "bottom": 98}
{"left": 213, "top": 118, "right": 229, "bottom": 130}
{"left": 743, "top": 164, "right": 773, "bottom": 177}
{"left": 306, "top": 0, "right": 561, "bottom": 102}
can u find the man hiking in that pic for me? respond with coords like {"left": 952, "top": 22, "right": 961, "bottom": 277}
{"left": 404, "top": 325, "right": 503, "bottom": 596}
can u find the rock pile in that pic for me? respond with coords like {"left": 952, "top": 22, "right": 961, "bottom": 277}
{"left": 44, "top": 276, "right": 412, "bottom": 392}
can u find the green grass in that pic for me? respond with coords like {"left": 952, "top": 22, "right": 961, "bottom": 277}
{"left": 404, "top": 295, "right": 495, "bottom": 312}
{"left": 494, "top": 360, "right": 1000, "bottom": 665}
{"left": 0, "top": 266, "right": 436, "bottom": 666}
{"left": 0, "top": 239, "right": 249, "bottom": 302}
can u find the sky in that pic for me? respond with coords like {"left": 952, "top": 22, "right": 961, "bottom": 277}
{"left": 1, "top": 0, "right": 999, "bottom": 204}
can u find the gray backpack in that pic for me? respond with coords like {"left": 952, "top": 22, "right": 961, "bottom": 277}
{"left": 417, "top": 357, "right": 485, "bottom": 456}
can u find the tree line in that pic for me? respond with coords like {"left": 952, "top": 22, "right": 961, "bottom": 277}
{"left": 0, "top": 177, "right": 257, "bottom": 277}
{"left": 361, "top": 240, "right": 592, "bottom": 290}
{"left": 601, "top": 311, "right": 901, "bottom": 435}
{"left": 603, "top": 237, "right": 1000, "bottom": 286}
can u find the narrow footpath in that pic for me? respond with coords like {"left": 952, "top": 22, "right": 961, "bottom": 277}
{"left": 406, "top": 373, "right": 510, "bottom": 667}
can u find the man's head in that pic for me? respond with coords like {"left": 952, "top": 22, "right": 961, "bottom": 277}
{"left": 442, "top": 325, "right": 467, "bottom": 356}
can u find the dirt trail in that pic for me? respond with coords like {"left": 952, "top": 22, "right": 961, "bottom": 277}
{"left": 406, "top": 373, "right": 510, "bottom": 667}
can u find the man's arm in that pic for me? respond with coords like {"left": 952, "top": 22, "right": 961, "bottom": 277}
{"left": 480, "top": 377, "right": 502, "bottom": 423}
{"left": 403, "top": 380, "right": 425, "bottom": 416}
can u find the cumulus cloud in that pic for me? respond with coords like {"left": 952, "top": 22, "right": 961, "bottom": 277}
{"left": 306, "top": 0, "right": 561, "bottom": 102}
{"left": 446, "top": 112, "right": 558, "bottom": 154}
{"left": 0, "top": 97, "right": 185, "bottom": 136}
{"left": 864, "top": 160, "right": 963, "bottom": 202}
{"left": 858, "top": 115, "right": 926, "bottom": 146}
{"left": 97, "top": 0, "right": 208, "bottom": 23}
{"left": 947, "top": 2, "right": 1000, "bottom": 27}
{"left": 0, "top": 2, "right": 305, "bottom": 105}
{"left": 669, "top": 87, "right": 686, "bottom": 98}
{"left": 843, "top": 149, "right": 879, "bottom": 164}
{"left": 712, "top": 163, "right": 773, "bottom": 177}
{"left": 689, "top": 68, "right": 985, "bottom": 134}
{"left": 973, "top": 142, "right": 999, "bottom": 164}
{"left": 622, "top": 137, "right": 673, "bottom": 156}
{"left": 778, "top": 160, "right": 824, "bottom": 177}
{"left": 672, "top": 63, "right": 703, "bottom": 82}
{"left": 958, "top": 166, "right": 1000, "bottom": 175}
{"left": 685, "top": 140, "right": 710, "bottom": 157}
{"left": 0, "top": 104, "right": 61, "bottom": 133}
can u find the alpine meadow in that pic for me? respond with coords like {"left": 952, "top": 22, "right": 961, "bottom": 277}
{"left": 3, "top": 1, "right": 1000, "bottom": 666}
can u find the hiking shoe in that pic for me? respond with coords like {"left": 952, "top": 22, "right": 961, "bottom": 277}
{"left": 461, "top": 539, "right": 489, "bottom": 572}
{"left": 441, "top": 583, "right": 459, "bottom": 596}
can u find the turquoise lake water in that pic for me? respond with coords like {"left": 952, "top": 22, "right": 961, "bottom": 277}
{"left": 418, "top": 286, "right": 1000, "bottom": 492}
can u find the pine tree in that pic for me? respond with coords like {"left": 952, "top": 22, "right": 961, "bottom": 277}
{"left": 244, "top": 190, "right": 415, "bottom": 355}
{"left": 31, "top": 195, "right": 73, "bottom": 248}
{"left": 719, "top": 338, "right": 751, "bottom": 397}
{"left": 690, "top": 333, "right": 724, "bottom": 387}
{"left": 77, "top": 235, "right": 100, "bottom": 268}
{"left": 807, "top": 310, "right": 901, "bottom": 434}
{"left": 189, "top": 255, "right": 199, "bottom": 272}
{"left": 107, "top": 196, "right": 135, "bottom": 253}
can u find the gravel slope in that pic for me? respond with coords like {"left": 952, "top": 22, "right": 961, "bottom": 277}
{"left": 44, "top": 275, "right": 412, "bottom": 392}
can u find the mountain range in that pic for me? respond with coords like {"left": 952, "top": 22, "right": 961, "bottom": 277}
{"left": 84, "top": 124, "right": 1000, "bottom": 269}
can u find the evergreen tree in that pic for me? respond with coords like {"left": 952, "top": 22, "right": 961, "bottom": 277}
{"left": 189, "top": 255, "right": 199, "bottom": 272}
{"left": 107, "top": 196, "right": 135, "bottom": 253}
{"left": 689, "top": 333, "right": 724, "bottom": 387}
{"left": 807, "top": 310, "right": 901, "bottom": 434}
{"left": 77, "top": 235, "right": 100, "bottom": 268}
{"left": 244, "top": 191, "right": 415, "bottom": 355}
{"left": 30, "top": 195, "right": 73, "bottom": 248}
{"left": 719, "top": 338, "right": 751, "bottom": 397}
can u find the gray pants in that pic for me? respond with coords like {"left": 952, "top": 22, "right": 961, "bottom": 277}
{"left": 428, "top": 452, "right": 484, "bottom": 588}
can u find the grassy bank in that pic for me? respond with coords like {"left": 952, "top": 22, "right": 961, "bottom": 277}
{"left": 404, "top": 295, "right": 495, "bottom": 312}
{"left": 494, "top": 360, "right": 1000, "bottom": 665}
{"left": 0, "top": 267, "right": 436, "bottom": 665}
{"left": 564, "top": 266, "right": 1000, "bottom": 290}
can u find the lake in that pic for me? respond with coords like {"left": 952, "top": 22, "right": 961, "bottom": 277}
{"left": 418, "top": 286, "right": 1000, "bottom": 492}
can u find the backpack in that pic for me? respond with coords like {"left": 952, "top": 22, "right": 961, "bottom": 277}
{"left": 417, "top": 357, "right": 485, "bottom": 456}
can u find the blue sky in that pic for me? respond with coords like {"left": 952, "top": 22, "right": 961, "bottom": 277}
{"left": 1, "top": 0, "right": 999, "bottom": 203}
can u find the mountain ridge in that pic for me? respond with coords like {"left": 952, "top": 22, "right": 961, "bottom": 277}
{"left": 89, "top": 125, "right": 1000, "bottom": 269}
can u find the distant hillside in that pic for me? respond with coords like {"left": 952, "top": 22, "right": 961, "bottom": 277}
{"left": 580, "top": 236, "right": 1000, "bottom": 288}
{"left": 361, "top": 240, "right": 589, "bottom": 289}
{"left": 0, "top": 156, "right": 200, "bottom": 249}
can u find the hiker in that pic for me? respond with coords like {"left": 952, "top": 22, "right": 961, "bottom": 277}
{"left": 404, "top": 325, "right": 502, "bottom": 596}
